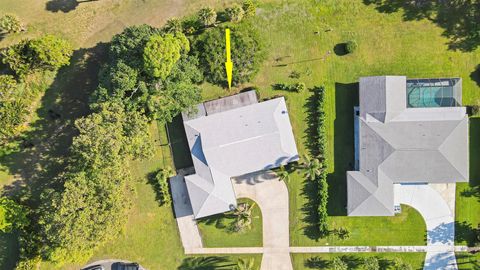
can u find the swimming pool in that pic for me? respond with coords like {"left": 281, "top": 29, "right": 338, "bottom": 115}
{"left": 407, "top": 78, "right": 461, "bottom": 108}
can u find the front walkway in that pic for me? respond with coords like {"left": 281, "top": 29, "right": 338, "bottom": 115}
{"left": 395, "top": 183, "right": 458, "bottom": 270}
{"left": 232, "top": 171, "right": 292, "bottom": 270}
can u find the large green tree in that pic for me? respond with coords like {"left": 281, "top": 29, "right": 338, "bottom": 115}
{"left": 193, "top": 23, "right": 265, "bottom": 87}
{"left": 0, "top": 197, "right": 28, "bottom": 233}
{"left": 94, "top": 26, "right": 202, "bottom": 122}
{"left": 1, "top": 35, "right": 72, "bottom": 77}
{"left": 143, "top": 33, "right": 183, "bottom": 79}
{"left": 109, "top": 24, "right": 160, "bottom": 70}
{"left": 41, "top": 102, "right": 152, "bottom": 265}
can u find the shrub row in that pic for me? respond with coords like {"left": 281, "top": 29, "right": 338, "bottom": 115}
{"left": 312, "top": 86, "right": 329, "bottom": 235}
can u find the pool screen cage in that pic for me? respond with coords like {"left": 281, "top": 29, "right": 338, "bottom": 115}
{"left": 406, "top": 78, "right": 462, "bottom": 108}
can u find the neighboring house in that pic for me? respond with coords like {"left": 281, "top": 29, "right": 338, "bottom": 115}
{"left": 348, "top": 76, "right": 469, "bottom": 216}
{"left": 182, "top": 91, "right": 299, "bottom": 219}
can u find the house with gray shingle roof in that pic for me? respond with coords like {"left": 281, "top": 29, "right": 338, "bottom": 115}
{"left": 182, "top": 91, "right": 299, "bottom": 219}
{"left": 348, "top": 76, "right": 469, "bottom": 216}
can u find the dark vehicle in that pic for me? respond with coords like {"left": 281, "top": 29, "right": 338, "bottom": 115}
{"left": 112, "top": 262, "right": 140, "bottom": 270}
{"left": 82, "top": 265, "right": 104, "bottom": 270}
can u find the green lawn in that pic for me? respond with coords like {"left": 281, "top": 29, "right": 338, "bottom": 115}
{"left": 1, "top": 0, "right": 480, "bottom": 269}
{"left": 456, "top": 252, "right": 480, "bottom": 270}
{"left": 202, "top": 0, "right": 480, "bottom": 247}
{"left": 197, "top": 198, "right": 263, "bottom": 247}
{"left": 455, "top": 117, "right": 480, "bottom": 246}
{"left": 292, "top": 253, "right": 426, "bottom": 270}
{"left": 37, "top": 123, "right": 261, "bottom": 270}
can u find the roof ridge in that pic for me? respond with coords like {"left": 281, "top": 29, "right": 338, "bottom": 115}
{"left": 438, "top": 117, "right": 469, "bottom": 180}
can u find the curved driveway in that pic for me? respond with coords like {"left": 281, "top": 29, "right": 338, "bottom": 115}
{"left": 394, "top": 183, "right": 458, "bottom": 270}
{"left": 232, "top": 171, "right": 293, "bottom": 270}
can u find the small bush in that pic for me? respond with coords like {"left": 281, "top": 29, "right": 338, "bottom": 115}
{"left": 345, "top": 40, "right": 358, "bottom": 54}
{"left": 272, "top": 82, "right": 305, "bottom": 93}
{"left": 242, "top": 0, "right": 257, "bottom": 17}
{"left": 226, "top": 4, "right": 245, "bottom": 23}
{"left": 198, "top": 7, "right": 217, "bottom": 27}
{"left": 155, "top": 168, "right": 174, "bottom": 205}
{"left": 363, "top": 257, "right": 380, "bottom": 270}
{"left": 163, "top": 18, "right": 183, "bottom": 33}
{"left": 289, "top": 70, "right": 301, "bottom": 79}
{"left": 0, "top": 14, "right": 23, "bottom": 33}
{"left": 333, "top": 227, "right": 350, "bottom": 240}
{"left": 393, "top": 258, "right": 413, "bottom": 270}
{"left": 470, "top": 105, "right": 480, "bottom": 116}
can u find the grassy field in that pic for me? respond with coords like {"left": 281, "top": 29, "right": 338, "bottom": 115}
{"left": 0, "top": 0, "right": 242, "bottom": 48}
{"left": 197, "top": 198, "right": 263, "bottom": 248}
{"left": 291, "top": 253, "right": 426, "bottom": 270}
{"left": 202, "top": 0, "right": 480, "bottom": 248}
{"left": 0, "top": 0, "right": 479, "bottom": 269}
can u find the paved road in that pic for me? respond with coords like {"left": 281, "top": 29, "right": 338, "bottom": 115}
{"left": 395, "top": 183, "right": 458, "bottom": 270}
{"left": 82, "top": 259, "right": 146, "bottom": 270}
{"left": 232, "top": 171, "right": 293, "bottom": 270}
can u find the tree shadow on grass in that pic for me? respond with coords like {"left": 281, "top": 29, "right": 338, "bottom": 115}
{"left": 0, "top": 232, "right": 19, "bottom": 270}
{"left": 178, "top": 256, "right": 235, "bottom": 270}
{"left": 460, "top": 117, "right": 480, "bottom": 202}
{"left": 362, "top": 0, "right": 480, "bottom": 51}
{"left": 304, "top": 256, "right": 329, "bottom": 269}
{"left": 456, "top": 252, "right": 480, "bottom": 269}
{"left": 327, "top": 83, "right": 358, "bottom": 216}
{"left": 455, "top": 221, "right": 478, "bottom": 247}
{"left": 471, "top": 65, "right": 480, "bottom": 88}
{"left": 300, "top": 87, "right": 324, "bottom": 240}
{"left": 0, "top": 43, "right": 107, "bottom": 267}
{"left": 45, "top": 0, "right": 99, "bottom": 13}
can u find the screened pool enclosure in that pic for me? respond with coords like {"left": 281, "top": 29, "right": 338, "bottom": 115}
{"left": 406, "top": 78, "right": 462, "bottom": 108}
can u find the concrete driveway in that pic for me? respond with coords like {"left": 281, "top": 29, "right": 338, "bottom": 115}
{"left": 232, "top": 171, "right": 293, "bottom": 270}
{"left": 394, "top": 183, "right": 458, "bottom": 270}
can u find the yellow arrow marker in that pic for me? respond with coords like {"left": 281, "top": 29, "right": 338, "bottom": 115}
{"left": 225, "top": 28, "right": 233, "bottom": 90}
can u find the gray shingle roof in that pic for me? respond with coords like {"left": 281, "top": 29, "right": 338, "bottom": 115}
{"left": 183, "top": 95, "right": 299, "bottom": 218}
{"left": 348, "top": 76, "right": 469, "bottom": 216}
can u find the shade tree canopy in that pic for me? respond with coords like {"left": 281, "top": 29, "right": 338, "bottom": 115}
{"left": 193, "top": 23, "right": 265, "bottom": 87}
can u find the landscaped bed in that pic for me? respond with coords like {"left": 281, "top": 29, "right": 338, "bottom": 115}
{"left": 291, "top": 253, "right": 426, "bottom": 270}
{"left": 197, "top": 198, "right": 263, "bottom": 247}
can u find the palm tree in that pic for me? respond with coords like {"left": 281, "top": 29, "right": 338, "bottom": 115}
{"left": 232, "top": 202, "right": 256, "bottom": 232}
{"left": 277, "top": 164, "right": 290, "bottom": 183}
{"left": 236, "top": 258, "right": 255, "bottom": 270}
{"left": 302, "top": 155, "right": 323, "bottom": 181}
{"left": 331, "top": 257, "right": 348, "bottom": 270}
